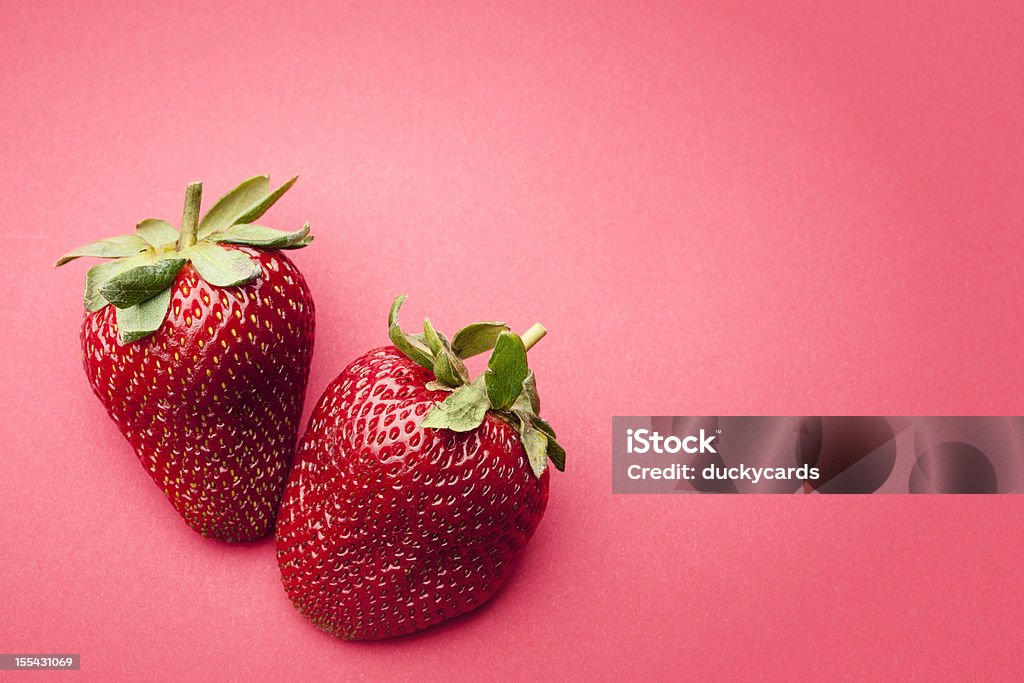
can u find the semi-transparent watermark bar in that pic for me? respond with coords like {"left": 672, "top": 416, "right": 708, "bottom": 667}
{"left": 612, "top": 416, "right": 1024, "bottom": 494}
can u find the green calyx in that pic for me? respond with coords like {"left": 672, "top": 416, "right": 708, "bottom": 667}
{"left": 389, "top": 295, "right": 565, "bottom": 478}
{"left": 56, "top": 175, "right": 312, "bottom": 344}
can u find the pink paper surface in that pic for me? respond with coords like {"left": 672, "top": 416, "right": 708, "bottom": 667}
{"left": 2, "top": 1, "right": 1023, "bottom": 679}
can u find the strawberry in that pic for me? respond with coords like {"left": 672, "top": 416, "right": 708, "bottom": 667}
{"left": 57, "top": 176, "right": 316, "bottom": 542}
{"left": 276, "top": 296, "right": 564, "bottom": 639}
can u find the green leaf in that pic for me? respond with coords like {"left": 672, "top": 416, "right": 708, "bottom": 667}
{"left": 433, "top": 348, "right": 469, "bottom": 387}
{"left": 198, "top": 175, "right": 298, "bottom": 237}
{"left": 514, "top": 409, "right": 565, "bottom": 474}
{"left": 484, "top": 331, "right": 529, "bottom": 410}
{"left": 511, "top": 393, "right": 551, "bottom": 439}
{"left": 233, "top": 177, "right": 297, "bottom": 226}
{"left": 135, "top": 219, "right": 180, "bottom": 248}
{"left": 83, "top": 253, "right": 157, "bottom": 311}
{"left": 519, "top": 417, "right": 550, "bottom": 477}
{"left": 421, "top": 384, "right": 490, "bottom": 432}
{"left": 98, "top": 257, "right": 185, "bottom": 309}
{"left": 423, "top": 319, "right": 469, "bottom": 388}
{"left": 530, "top": 413, "right": 557, "bottom": 440}
{"left": 116, "top": 287, "right": 173, "bottom": 343}
{"left": 278, "top": 235, "right": 314, "bottom": 249}
{"left": 546, "top": 436, "right": 566, "bottom": 471}
{"left": 388, "top": 295, "right": 434, "bottom": 370}
{"left": 451, "top": 322, "right": 509, "bottom": 359}
{"left": 521, "top": 370, "right": 540, "bottom": 413}
{"left": 421, "top": 318, "right": 445, "bottom": 357}
{"left": 55, "top": 234, "right": 150, "bottom": 266}
{"left": 212, "top": 222, "right": 311, "bottom": 249}
{"left": 185, "top": 243, "right": 262, "bottom": 287}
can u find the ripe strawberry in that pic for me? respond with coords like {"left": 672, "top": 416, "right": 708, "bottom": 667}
{"left": 57, "top": 176, "right": 316, "bottom": 542}
{"left": 276, "top": 296, "right": 565, "bottom": 639}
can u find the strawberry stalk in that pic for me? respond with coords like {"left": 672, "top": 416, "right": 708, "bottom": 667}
{"left": 520, "top": 323, "right": 547, "bottom": 351}
{"left": 177, "top": 182, "right": 203, "bottom": 251}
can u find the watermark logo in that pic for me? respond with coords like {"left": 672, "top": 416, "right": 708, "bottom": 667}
{"left": 626, "top": 428, "right": 718, "bottom": 454}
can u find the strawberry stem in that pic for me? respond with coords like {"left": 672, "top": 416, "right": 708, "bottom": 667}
{"left": 521, "top": 323, "right": 547, "bottom": 351}
{"left": 177, "top": 182, "right": 203, "bottom": 251}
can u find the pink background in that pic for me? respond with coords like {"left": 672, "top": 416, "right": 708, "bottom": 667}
{"left": 2, "top": 1, "right": 1023, "bottom": 679}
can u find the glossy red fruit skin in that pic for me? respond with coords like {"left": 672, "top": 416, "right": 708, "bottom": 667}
{"left": 276, "top": 346, "right": 549, "bottom": 640}
{"left": 81, "top": 247, "right": 315, "bottom": 542}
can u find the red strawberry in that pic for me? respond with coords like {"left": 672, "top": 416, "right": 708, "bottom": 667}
{"left": 57, "top": 176, "right": 316, "bottom": 542}
{"left": 276, "top": 296, "right": 564, "bottom": 639}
